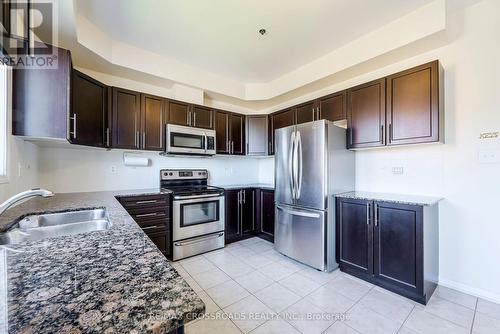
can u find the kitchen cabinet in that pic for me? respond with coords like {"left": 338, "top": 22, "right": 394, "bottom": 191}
{"left": 12, "top": 45, "right": 72, "bottom": 139}
{"left": 71, "top": 70, "right": 109, "bottom": 147}
{"left": 268, "top": 108, "right": 295, "bottom": 155}
{"left": 347, "top": 79, "right": 386, "bottom": 149}
{"left": 246, "top": 116, "right": 268, "bottom": 156}
{"left": 118, "top": 194, "right": 171, "bottom": 258}
{"left": 386, "top": 60, "right": 442, "bottom": 146}
{"left": 141, "top": 94, "right": 165, "bottom": 151}
{"left": 225, "top": 188, "right": 256, "bottom": 243}
{"left": 295, "top": 101, "right": 317, "bottom": 125}
{"left": 214, "top": 111, "right": 245, "bottom": 155}
{"left": 111, "top": 87, "right": 141, "bottom": 149}
{"left": 336, "top": 197, "right": 439, "bottom": 304}
{"left": 166, "top": 101, "right": 213, "bottom": 129}
{"left": 319, "top": 91, "right": 347, "bottom": 122}
{"left": 258, "top": 189, "right": 275, "bottom": 241}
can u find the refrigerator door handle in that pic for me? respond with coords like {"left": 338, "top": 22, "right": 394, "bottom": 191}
{"left": 296, "top": 131, "right": 303, "bottom": 199}
{"left": 276, "top": 205, "right": 321, "bottom": 218}
{"left": 288, "top": 131, "right": 296, "bottom": 200}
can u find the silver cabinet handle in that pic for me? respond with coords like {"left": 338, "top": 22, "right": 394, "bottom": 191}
{"left": 243, "top": 190, "right": 246, "bottom": 203}
{"left": 276, "top": 205, "right": 321, "bottom": 218}
{"left": 186, "top": 111, "right": 190, "bottom": 126}
{"left": 193, "top": 112, "right": 197, "bottom": 127}
{"left": 388, "top": 124, "right": 392, "bottom": 143}
{"left": 142, "top": 225, "right": 160, "bottom": 230}
{"left": 237, "top": 190, "right": 241, "bottom": 204}
{"left": 143, "top": 132, "right": 146, "bottom": 148}
{"left": 374, "top": 204, "right": 379, "bottom": 227}
{"left": 106, "top": 128, "right": 110, "bottom": 147}
{"left": 70, "top": 113, "right": 77, "bottom": 139}
{"left": 136, "top": 200, "right": 158, "bottom": 204}
{"left": 366, "top": 203, "right": 371, "bottom": 225}
{"left": 231, "top": 141, "right": 234, "bottom": 154}
{"left": 136, "top": 212, "right": 161, "bottom": 218}
{"left": 381, "top": 124, "right": 385, "bottom": 144}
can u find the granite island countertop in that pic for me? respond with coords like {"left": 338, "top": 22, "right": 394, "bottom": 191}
{"left": 0, "top": 189, "right": 204, "bottom": 333}
{"left": 335, "top": 191, "right": 443, "bottom": 206}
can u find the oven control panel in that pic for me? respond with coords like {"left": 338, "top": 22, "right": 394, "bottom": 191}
{"left": 161, "top": 169, "right": 208, "bottom": 180}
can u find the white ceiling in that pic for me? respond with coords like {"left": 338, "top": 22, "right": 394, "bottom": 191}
{"left": 75, "top": 0, "right": 433, "bottom": 83}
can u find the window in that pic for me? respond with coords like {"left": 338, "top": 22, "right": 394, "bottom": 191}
{"left": 0, "top": 65, "right": 8, "bottom": 183}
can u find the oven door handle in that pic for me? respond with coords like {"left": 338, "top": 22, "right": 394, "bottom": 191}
{"left": 174, "top": 232, "right": 224, "bottom": 247}
{"left": 173, "top": 193, "right": 223, "bottom": 200}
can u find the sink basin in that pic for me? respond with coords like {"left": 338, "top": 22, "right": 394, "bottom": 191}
{"left": 0, "top": 208, "right": 112, "bottom": 245}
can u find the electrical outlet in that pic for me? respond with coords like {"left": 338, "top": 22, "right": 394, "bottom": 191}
{"left": 479, "top": 150, "right": 499, "bottom": 164}
{"left": 111, "top": 166, "right": 118, "bottom": 174}
{"left": 392, "top": 166, "right": 404, "bottom": 175}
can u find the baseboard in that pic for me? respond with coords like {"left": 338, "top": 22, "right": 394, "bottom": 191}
{"left": 439, "top": 278, "right": 500, "bottom": 304}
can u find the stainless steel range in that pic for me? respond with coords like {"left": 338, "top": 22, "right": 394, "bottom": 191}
{"left": 160, "top": 169, "right": 225, "bottom": 260}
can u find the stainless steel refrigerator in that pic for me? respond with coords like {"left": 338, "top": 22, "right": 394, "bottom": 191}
{"left": 274, "top": 119, "right": 354, "bottom": 272}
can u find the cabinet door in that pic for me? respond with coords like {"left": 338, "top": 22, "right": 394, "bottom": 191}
{"left": 225, "top": 189, "right": 242, "bottom": 243}
{"left": 192, "top": 105, "right": 213, "bottom": 129}
{"left": 214, "top": 111, "right": 229, "bottom": 154}
{"left": 167, "top": 101, "right": 190, "bottom": 127}
{"left": 246, "top": 116, "right": 268, "bottom": 156}
{"left": 319, "top": 91, "right": 347, "bottom": 122}
{"left": 269, "top": 108, "right": 295, "bottom": 155}
{"left": 295, "top": 101, "right": 316, "bottom": 124}
{"left": 112, "top": 87, "right": 141, "bottom": 149}
{"left": 347, "top": 79, "right": 386, "bottom": 149}
{"left": 241, "top": 189, "right": 255, "bottom": 234}
{"left": 71, "top": 70, "right": 108, "bottom": 147}
{"left": 260, "top": 190, "right": 275, "bottom": 236}
{"left": 373, "top": 202, "right": 423, "bottom": 292}
{"left": 336, "top": 198, "right": 373, "bottom": 275}
{"left": 147, "top": 232, "right": 170, "bottom": 258}
{"left": 141, "top": 94, "right": 165, "bottom": 151}
{"left": 387, "top": 61, "right": 440, "bottom": 145}
{"left": 230, "top": 114, "right": 245, "bottom": 155}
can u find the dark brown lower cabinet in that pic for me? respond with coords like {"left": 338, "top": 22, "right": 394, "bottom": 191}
{"left": 118, "top": 194, "right": 171, "bottom": 258}
{"left": 225, "top": 188, "right": 256, "bottom": 243}
{"left": 258, "top": 189, "right": 275, "bottom": 242}
{"left": 336, "top": 197, "right": 439, "bottom": 304}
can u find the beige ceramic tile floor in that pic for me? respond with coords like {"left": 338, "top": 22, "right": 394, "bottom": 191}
{"left": 169, "top": 237, "right": 500, "bottom": 334}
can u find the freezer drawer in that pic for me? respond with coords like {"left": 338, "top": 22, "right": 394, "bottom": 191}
{"left": 172, "top": 232, "right": 225, "bottom": 261}
{"left": 275, "top": 204, "right": 326, "bottom": 271}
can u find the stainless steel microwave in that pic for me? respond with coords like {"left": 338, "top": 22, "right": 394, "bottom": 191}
{"left": 165, "top": 124, "right": 216, "bottom": 156}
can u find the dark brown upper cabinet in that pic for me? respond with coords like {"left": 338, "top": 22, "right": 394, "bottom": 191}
{"left": 166, "top": 101, "right": 213, "bottom": 129}
{"left": 347, "top": 79, "right": 386, "bottom": 149}
{"left": 268, "top": 108, "right": 295, "bottom": 155}
{"left": 295, "top": 101, "right": 317, "bottom": 124}
{"left": 71, "top": 70, "right": 109, "bottom": 148}
{"left": 12, "top": 46, "right": 72, "bottom": 139}
{"left": 214, "top": 110, "right": 230, "bottom": 154}
{"left": 319, "top": 91, "right": 347, "bottom": 122}
{"left": 166, "top": 100, "right": 190, "bottom": 127}
{"left": 246, "top": 115, "right": 268, "bottom": 156}
{"left": 386, "top": 60, "right": 442, "bottom": 146}
{"left": 214, "top": 110, "right": 245, "bottom": 155}
{"left": 141, "top": 94, "right": 165, "bottom": 151}
{"left": 191, "top": 105, "right": 213, "bottom": 129}
{"left": 111, "top": 87, "right": 141, "bottom": 149}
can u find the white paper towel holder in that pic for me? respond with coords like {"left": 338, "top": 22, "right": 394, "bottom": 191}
{"left": 123, "top": 152, "right": 150, "bottom": 167}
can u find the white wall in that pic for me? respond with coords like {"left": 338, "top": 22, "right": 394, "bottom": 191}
{"left": 255, "top": 0, "right": 500, "bottom": 303}
{"left": 38, "top": 147, "right": 264, "bottom": 193}
{"left": 0, "top": 68, "right": 39, "bottom": 203}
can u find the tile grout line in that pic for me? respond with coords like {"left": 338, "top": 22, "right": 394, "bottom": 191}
{"left": 396, "top": 303, "right": 416, "bottom": 333}
{"left": 340, "top": 285, "right": 375, "bottom": 333}
{"left": 470, "top": 298, "right": 478, "bottom": 334}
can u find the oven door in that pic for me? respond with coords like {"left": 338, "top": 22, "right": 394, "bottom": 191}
{"left": 173, "top": 194, "right": 225, "bottom": 241}
{"left": 166, "top": 124, "right": 215, "bottom": 155}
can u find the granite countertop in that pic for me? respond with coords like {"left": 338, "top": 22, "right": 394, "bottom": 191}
{"left": 217, "top": 183, "right": 275, "bottom": 190}
{"left": 0, "top": 189, "right": 204, "bottom": 333}
{"left": 335, "top": 191, "right": 443, "bottom": 206}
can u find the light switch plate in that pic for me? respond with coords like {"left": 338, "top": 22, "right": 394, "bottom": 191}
{"left": 392, "top": 166, "right": 404, "bottom": 175}
{"left": 478, "top": 150, "right": 499, "bottom": 164}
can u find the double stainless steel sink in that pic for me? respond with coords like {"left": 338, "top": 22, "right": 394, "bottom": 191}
{"left": 0, "top": 208, "right": 112, "bottom": 245}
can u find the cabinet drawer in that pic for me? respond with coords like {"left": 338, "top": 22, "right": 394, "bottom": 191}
{"left": 119, "top": 194, "right": 170, "bottom": 209}
{"left": 127, "top": 206, "right": 170, "bottom": 222}
{"left": 137, "top": 218, "right": 170, "bottom": 233}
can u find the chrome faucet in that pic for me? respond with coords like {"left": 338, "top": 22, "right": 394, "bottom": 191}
{"left": 0, "top": 188, "right": 54, "bottom": 216}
